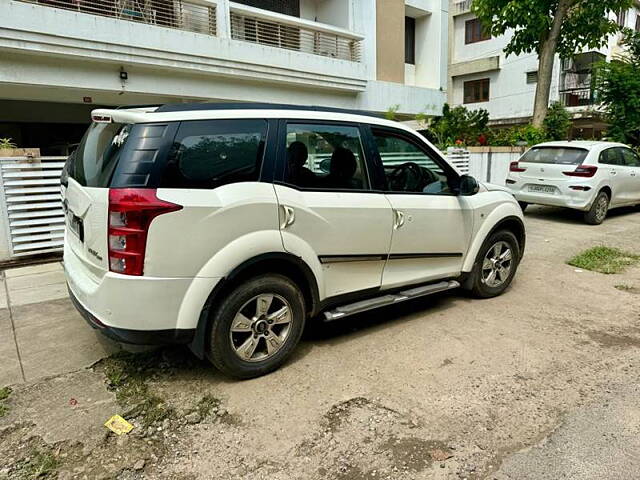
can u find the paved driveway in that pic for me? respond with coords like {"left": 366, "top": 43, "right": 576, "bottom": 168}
{"left": 0, "top": 205, "right": 639, "bottom": 480}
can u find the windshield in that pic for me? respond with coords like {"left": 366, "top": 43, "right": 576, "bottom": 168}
{"left": 68, "top": 122, "right": 132, "bottom": 187}
{"left": 520, "top": 147, "right": 588, "bottom": 165}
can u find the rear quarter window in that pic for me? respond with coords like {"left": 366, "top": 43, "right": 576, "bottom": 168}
{"left": 161, "top": 119, "right": 267, "bottom": 189}
{"left": 520, "top": 147, "right": 588, "bottom": 165}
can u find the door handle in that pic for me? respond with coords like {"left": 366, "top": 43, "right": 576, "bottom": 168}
{"left": 281, "top": 205, "right": 295, "bottom": 229}
{"left": 394, "top": 210, "right": 405, "bottom": 230}
{"left": 610, "top": 170, "right": 617, "bottom": 175}
{"left": 631, "top": 172, "right": 637, "bottom": 177}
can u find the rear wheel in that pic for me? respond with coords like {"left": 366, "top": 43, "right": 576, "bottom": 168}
{"left": 584, "top": 191, "right": 609, "bottom": 225}
{"left": 208, "top": 275, "right": 305, "bottom": 379}
{"left": 465, "top": 230, "right": 521, "bottom": 298}
{"left": 518, "top": 201, "right": 529, "bottom": 212}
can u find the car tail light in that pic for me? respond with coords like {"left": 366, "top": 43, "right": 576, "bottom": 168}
{"left": 563, "top": 165, "right": 598, "bottom": 177}
{"left": 108, "top": 189, "right": 182, "bottom": 276}
{"left": 569, "top": 185, "right": 592, "bottom": 191}
{"left": 510, "top": 161, "right": 527, "bottom": 173}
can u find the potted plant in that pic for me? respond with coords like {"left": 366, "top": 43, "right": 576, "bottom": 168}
{"left": 0, "top": 138, "right": 40, "bottom": 158}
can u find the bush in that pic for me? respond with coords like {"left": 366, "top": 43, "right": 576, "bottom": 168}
{"left": 487, "top": 125, "right": 548, "bottom": 147}
{"left": 422, "top": 103, "right": 489, "bottom": 148}
{"left": 543, "top": 102, "right": 572, "bottom": 140}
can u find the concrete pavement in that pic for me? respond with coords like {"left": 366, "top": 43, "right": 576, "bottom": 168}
{"left": 0, "top": 261, "right": 119, "bottom": 387}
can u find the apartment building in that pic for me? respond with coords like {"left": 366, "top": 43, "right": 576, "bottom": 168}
{"left": 448, "top": 0, "right": 640, "bottom": 137}
{"left": 0, "top": 0, "right": 448, "bottom": 154}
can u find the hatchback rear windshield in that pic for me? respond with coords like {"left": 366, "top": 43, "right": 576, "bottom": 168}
{"left": 520, "top": 147, "right": 588, "bottom": 165}
{"left": 68, "top": 122, "right": 132, "bottom": 187}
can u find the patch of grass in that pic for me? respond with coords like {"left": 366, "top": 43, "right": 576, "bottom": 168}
{"left": 615, "top": 284, "right": 633, "bottom": 291}
{"left": 567, "top": 246, "right": 640, "bottom": 274}
{"left": 101, "top": 351, "right": 174, "bottom": 429}
{"left": 0, "top": 386, "right": 11, "bottom": 417}
{"left": 0, "top": 386, "right": 11, "bottom": 401}
{"left": 16, "top": 448, "right": 59, "bottom": 479}
{"left": 194, "top": 394, "right": 221, "bottom": 420}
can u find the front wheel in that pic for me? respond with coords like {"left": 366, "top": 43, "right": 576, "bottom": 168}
{"left": 208, "top": 274, "right": 306, "bottom": 379}
{"left": 584, "top": 191, "right": 609, "bottom": 225}
{"left": 464, "top": 230, "right": 521, "bottom": 298}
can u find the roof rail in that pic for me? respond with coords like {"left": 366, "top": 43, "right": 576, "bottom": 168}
{"left": 155, "top": 102, "right": 382, "bottom": 118}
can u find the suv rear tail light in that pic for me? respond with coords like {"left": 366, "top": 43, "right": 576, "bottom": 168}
{"left": 108, "top": 189, "right": 182, "bottom": 276}
{"left": 563, "top": 165, "right": 598, "bottom": 177}
{"left": 510, "top": 161, "right": 527, "bottom": 173}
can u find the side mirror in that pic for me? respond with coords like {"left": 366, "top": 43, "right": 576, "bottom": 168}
{"left": 459, "top": 175, "right": 480, "bottom": 196}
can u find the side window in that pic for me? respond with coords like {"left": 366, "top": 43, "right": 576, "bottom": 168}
{"left": 621, "top": 148, "right": 640, "bottom": 167}
{"left": 372, "top": 129, "right": 453, "bottom": 195}
{"left": 284, "top": 123, "right": 369, "bottom": 190}
{"left": 599, "top": 148, "right": 623, "bottom": 166}
{"left": 161, "top": 119, "right": 266, "bottom": 189}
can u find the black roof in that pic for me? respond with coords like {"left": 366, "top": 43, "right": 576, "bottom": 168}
{"left": 154, "top": 102, "right": 382, "bottom": 118}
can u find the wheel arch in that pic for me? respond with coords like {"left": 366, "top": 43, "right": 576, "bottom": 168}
{"left": 189, "top": 252, "right": 319, "bottom": 359}
{"left": 462, "top": 205, "right": 526, "bottom": 273}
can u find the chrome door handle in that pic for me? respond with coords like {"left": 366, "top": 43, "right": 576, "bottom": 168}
{"left": 281, "top": 205, "right": 295, "bottom": 229}
{"left": 394, "top": 210, "right": 405, "bottom": 230}
{"left": 610, "top": 170, "right": 617, "bottom": 175}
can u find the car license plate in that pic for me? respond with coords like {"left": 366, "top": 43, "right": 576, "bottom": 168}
{"left": 67, "top": 212, "right": 84, "bottom": 242}
{"left": 528, "top": 185, "right": 555, "bottom": 194}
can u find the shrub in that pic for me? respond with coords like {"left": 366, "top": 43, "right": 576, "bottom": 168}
{"left": 543, "top": 102, "right": 572, "bottom": 140}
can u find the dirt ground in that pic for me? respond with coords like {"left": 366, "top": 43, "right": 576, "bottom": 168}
{"left": 1, "top": 205, "right": 639, "bottom": 480}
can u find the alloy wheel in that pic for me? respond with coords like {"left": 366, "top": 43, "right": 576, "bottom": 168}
{"left": 595, "top": 195, "right": 609, "bottom": 223}
{"left": 481, "top": 241, "right": 513, "bottom": 288}
{"left": 229, "top": 294, "right": 293, "bottom": 362}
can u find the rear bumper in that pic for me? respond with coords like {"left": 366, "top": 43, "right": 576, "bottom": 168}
{"left": 68, "top": 285, "right": 194, "bottom": 345}
{"left": 508, "top": 180, "right": 595, "bottom": 211}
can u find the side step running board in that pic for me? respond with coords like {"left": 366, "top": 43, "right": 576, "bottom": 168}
{"left": 323, "top": 280, "right": 460, "bottom": 322}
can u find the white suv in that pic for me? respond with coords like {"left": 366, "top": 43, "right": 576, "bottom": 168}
{"left": 507, "top": 141, "right": 640, "bottom": 224}
{"left": 62, "top": 104, "right": 525, "bottom": 379}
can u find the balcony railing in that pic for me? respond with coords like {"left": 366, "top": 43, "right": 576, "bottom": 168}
{"left": 229, "top": 3, "right": 362, "bottom": 62}
{"left": 560, "top": 88, "right": 595, "bottom": 107}
{"left": 15, "top": 0, "right": 217, "bottom": 35}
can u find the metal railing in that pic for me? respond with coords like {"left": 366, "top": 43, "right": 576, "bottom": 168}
{"left": 560, "top": 88, "right": 595, "bottom": 107}
{"left": 15, "top": 0, "right": 217, "bottom": 36}
{"left": 230, "top": 5, "right": 362, "bottom": 62}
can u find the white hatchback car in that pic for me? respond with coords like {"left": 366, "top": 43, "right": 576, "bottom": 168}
{"left": 507, "top": 141, "right": 640, "bottom": 224}
{"left": 63, "top": 103, "right": 525, "bottom": 379}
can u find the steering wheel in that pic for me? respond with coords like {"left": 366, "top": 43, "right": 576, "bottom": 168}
{"left": 387, "top": 162, "right": 438, "bottom": 192}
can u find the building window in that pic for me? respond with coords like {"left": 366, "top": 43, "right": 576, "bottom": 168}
{"left": 465, "top": 18, "right": 490, "bottom": 44}
{"left": 464, "top": 78, "right": 490, "bottom": 103}
{"left": 617, "top": 9, "right": 627, "bottom": 27}
{"left": 405, "top": 17, "right": 416, "bottom": 65}
{"left": 526, "top": 71, "right": 538, "bottom": 84}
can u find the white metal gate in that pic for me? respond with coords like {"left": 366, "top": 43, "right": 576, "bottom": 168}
{"left": 0, "top": 156, "right": 65, "bottom": 257}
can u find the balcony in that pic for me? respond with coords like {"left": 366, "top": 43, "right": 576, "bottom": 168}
{"left": 452, "top": 0, "right": 472, "bottom": 16}
{"left": 229, "top": 3, "right": 362, "bottom": 62}
{"left": 560, "top": 88, "right": 594, "bottom": 107}
{"left": 14, "top": 0, "right": 217, "bottom": 35}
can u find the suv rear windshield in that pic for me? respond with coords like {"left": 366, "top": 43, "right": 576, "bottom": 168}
{"left": 520, "top": 147, "right": 588, "bottom": 165}
{"left": 68, "top": 122, "right": 132, "bottom": 187}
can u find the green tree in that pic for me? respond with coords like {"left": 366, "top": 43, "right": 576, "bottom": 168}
{"left": 595, "top": 30, "right": 640, "bottom": 145}
{"left": 543, "top": 102, "right": 572, "bottom": 140}
{"left": 473, "top": 0, "right": 633, "bottom": 128}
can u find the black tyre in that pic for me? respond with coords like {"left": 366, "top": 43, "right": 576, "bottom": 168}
{"left": 464, "top": 230, "right": 521, "bottom": 298}
{"left": 518, "top": 201, "right": 529, "bottom": 212}
{"left": 584, "top": 191, "right": 609, "bottom": 225}
{"left": 208, "top": 274, "right": 305, "bottom": 379}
